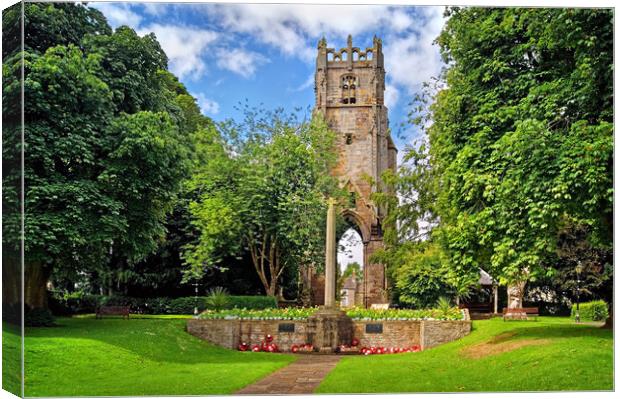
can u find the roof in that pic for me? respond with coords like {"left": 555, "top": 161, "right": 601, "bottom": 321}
{"left": 343, "top": 276, "right": 357, "bottom": 290}
{"left": 479, "top": 268, "right": 497, "bottom": 286}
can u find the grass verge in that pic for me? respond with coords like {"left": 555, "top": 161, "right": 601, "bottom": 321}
{"left": 317, "top": 317, "right": 613, "bottom": 393}
{"left": 7, "top": 316, "right": 294, "bottom": 396}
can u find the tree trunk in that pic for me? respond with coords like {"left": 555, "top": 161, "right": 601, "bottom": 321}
{"left": 507, "top": 281, "right": 526, "bottom": 308}
{"left": 24, "top": 260, "right": 49, "bottom": 309}
{"left": 602, "top": 305, "right": 613, "bottom": 329}
{"left": 2, "top": 254, "right": 21, "bottom": 306}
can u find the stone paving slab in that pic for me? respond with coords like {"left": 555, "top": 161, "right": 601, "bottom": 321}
{"left": 236, "top": 355, "right": 342, "bottom": 395}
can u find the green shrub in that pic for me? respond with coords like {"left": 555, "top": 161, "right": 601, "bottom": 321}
{"left": 205, "top": 287, "right": 229, "bottom": 311}
{"left": 25, "top": 307, "right": 55, "bottom": 327}
{"left": 47, "top": 292, "right": 277, "bottom": 315}
{"left": 226, "top": 295, "right": 277, "bottom": 310}
{"left": 571, "top": 300, "right": 609, "bottom": 321}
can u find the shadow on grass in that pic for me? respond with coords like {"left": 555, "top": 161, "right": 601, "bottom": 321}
{"left": 503, "top": 324, "right": 612, "bottom": 341}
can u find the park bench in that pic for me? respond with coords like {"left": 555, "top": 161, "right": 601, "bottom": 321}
{"left": 370, "top": 303, "right": 390, "bottom": 310}
{"left": 502, "top": 307, "right": 538, "bottom": 321}
{"left": 459, "top": 303, "right": 492, "bottom": 314}
{"left": 96, "top": 305, "right": 130, "bottom": 319}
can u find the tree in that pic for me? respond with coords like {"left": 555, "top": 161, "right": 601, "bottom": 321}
{"left": 183, "top": 108, "right": 343, "bottom": 297}
{"left": 2, "top": 3, "right": 194, "bottom": 310}
{"left": 417, "top": 8, "right": 612, "bottom": 308}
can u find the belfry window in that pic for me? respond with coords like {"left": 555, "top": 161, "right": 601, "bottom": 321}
{"left": 345, "top": 133, "right": 353, "bottom": 145}
{"left": 341, "top": 74, "right": 358, "bottom": 105}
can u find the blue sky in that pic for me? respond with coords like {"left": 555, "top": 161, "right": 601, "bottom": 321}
{"left": 92, "top": 1, "right": 448, "bottom": 268}
{"left": 92, "top": 1, "right": 446, "bottom": 149}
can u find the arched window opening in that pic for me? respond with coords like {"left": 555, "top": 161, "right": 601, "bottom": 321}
{"left": 341, "top": 74, "right": 358, "bottom": 105}
{"left": 337, "top": 227, "right": 364, "bottom": 308}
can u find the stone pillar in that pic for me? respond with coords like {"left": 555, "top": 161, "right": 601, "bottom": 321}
{"left": 493, "top": 284, "right": 498, "bottom": 314}
{"left": 324, "top": 198, "right": 337, "bottom": 308}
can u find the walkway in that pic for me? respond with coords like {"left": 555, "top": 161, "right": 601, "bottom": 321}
{"left": 236, "top": 354, "right": 342, "bottom": 395}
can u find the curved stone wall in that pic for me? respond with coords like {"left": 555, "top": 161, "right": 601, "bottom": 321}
{"left": 186, "top": 316, "right": 471, "bottom": 352}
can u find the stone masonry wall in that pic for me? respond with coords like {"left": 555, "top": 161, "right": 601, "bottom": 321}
{"left": 353, "top": 320, "right": 421, "bottom": 348}
{"left": 187, "top": 317, "right": 471, "bottom": 352}
{"left": 420, "top": 320, "right": 472, "bottom": 350}
{"left": 187, "top": 319, "right": 309, "bottom": 351}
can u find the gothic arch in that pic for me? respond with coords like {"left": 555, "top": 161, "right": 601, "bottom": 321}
{"left": 341, "top": 209, "right": 370, "bottom": 244}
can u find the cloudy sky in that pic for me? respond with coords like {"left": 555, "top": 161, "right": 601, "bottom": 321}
{"left": 91, "top": 1, "right": 447, "bottom": 268}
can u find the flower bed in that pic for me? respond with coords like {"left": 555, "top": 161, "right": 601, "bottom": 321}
{"left": 197, "top": 306, "right": 464, "bottom": 321}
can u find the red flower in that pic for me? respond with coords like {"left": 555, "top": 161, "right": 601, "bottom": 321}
{"left": 251, "top": 345, "right": 260, "bottom": 352}
{"left": 291, "top": 345, "right": 299, "bottom": 353}
{"left": 351, "top": 338, "right": 360, "bottom": 347}
{"left": 265, "top": 334, "right": 274, "bottom": 342}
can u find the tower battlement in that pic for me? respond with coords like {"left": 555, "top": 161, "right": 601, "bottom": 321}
{"left": 317, "top": 35, "right": 384, "bottom": 67}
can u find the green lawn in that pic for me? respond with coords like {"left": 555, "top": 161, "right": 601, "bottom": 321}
{"left": 2, "top": 322, "right": 22, "bottom": 396}
{"left": 5, "top": 316, "right": 295, "bottom": 396}
{"left": 317, "top": 317, "right": 613, "bottom": 393}
{"left": 2, "top": 316, "right": 612, "bottom": 396}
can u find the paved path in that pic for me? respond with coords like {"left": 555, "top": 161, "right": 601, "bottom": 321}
{"left": 236, "top": 354, "right": 342, "bottom": 395}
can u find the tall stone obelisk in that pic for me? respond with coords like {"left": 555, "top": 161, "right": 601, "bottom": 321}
{"left": 324, "top": 197, "right": 337, "bottom": 308}
{"left": 307, "top": 197, "right": 352, "bottom": 352}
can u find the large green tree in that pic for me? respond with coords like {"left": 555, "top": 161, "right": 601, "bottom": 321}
{"left": 383, "top": 8, "right": 612, "bottom": 309}
{"left": 2, "top": 2, "right": 196, "bottom": 309}
{"left": 183, "top": 108, "right": 343, "bottom": 297}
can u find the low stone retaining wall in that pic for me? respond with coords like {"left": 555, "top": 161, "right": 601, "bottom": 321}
{"left": 187, "top": 319, "right": 309, "bottom": 351}
{"left": 187, "top": 313, "right": 471, "bottom": 352}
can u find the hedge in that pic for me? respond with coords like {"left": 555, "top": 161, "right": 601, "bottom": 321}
{"left": 48, "top": 292, "right": 277, "bottom": 315}
{"left": 571, "top": 300, "right": 609, "bottom": 322}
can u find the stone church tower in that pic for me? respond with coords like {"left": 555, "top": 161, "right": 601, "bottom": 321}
{"left": 314, "top": 35, "right": 397, "bottom": 306}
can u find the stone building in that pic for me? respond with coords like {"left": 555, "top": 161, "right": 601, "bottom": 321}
{"left": 313, "top": 35, "right": 397, "bottom": 306}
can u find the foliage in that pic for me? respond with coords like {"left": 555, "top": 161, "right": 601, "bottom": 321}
{"left": 2, "top": 2, "right": 204, "bottom": 306}
{"left": 435, "top": 297, "right": 454, "bottom": 317}
{"left": 13, "top": 318, "right": 295, "bottom": 396}
{"left": 184, "top": 107, "right": 344, "bottom": 296}
{"left": 199, "top": 307, "right": 319, "bottom": 320}
{"left": 341, "top": 262, "right": 362, "bottom": 281}
{"left": 392, "top": 242, "right": 453, "bottom": 308}
{"left": 571, "top": 300, "right": 609, "bottom": 322}
{"left": 317, "top": 317, "right": 613, "bottom": 393}
{"left": 24, "top": 307, "right": 55, "bottom": 327}
{"left": 198, "top": 306, "right": 464, "bottom": 321}
{"left": 204, "top": 287, "right": 230, "bottom": 311}
{"left": 47, "top": 292, "right": 277, "bottom": 315}
{"left": 377, "top": 8, "right": 613, "bottom": 307}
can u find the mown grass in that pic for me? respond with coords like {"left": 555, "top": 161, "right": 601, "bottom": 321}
{"left": 317, "top": 317, "right": 613, "bottom": 393}
{"left": 2, "top": 322, "right": 22, "bottom": 396}
{"left": 6, "top": 316, "right": 294, "bottom": 396}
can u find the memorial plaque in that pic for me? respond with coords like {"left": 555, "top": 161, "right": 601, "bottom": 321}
{"left": 365, "top": 323, "right": 383, "bottom": 334}
{"left": 278, "top": 323, "right": 295, "bottom": 333}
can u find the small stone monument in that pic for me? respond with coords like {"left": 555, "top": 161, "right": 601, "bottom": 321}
{"left": 307, "top": 198, "right": 353, "bottom": 352}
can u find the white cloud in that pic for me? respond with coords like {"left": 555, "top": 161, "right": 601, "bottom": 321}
{"left": 384, "top": 7, "right": 445, "bottom": 94}
{"left": 201, "top": 4, "right": 417, "bottom": 62}
{"left": 137, "top": 24, "right": 218, "bottom": 80}
{"left": 215, "top": 48, "right": 269, "bottom": 78}
{"left": 92, "top": 3, "right": 142, "bottom": 28}
{"left": 384, "top": 84, "right": 400, "bottom": 110}
{"left": 195, "top": 93, "right": 220, "bottom": 115}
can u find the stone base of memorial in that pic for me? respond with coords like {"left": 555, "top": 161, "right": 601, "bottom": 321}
{"left": 186, "top": 309, "right": 471, "bottom": 353}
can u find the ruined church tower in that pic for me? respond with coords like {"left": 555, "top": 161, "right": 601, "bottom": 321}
{"left": 314, "top": 35, "right": 397, "bottom": 306}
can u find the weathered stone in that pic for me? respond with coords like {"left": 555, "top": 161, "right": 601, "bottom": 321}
{"left": 314, "top": 35, "right": 396, "bottom": 307}
{"left": 186, "top": 315, "right": 471, "bottom": 352}
{"left": 307, "top": 308, "right": 353, "bottom": 352}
